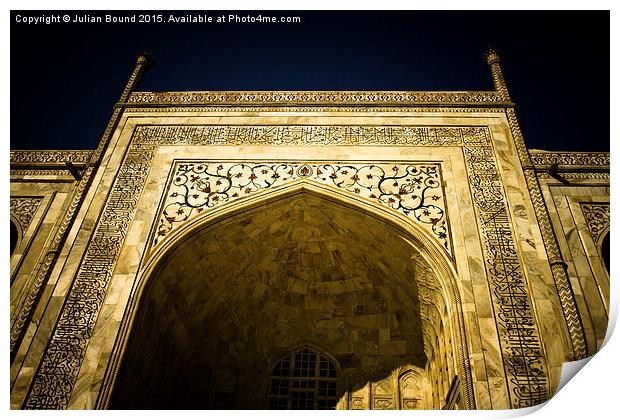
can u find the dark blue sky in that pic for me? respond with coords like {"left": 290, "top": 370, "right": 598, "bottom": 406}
{"left": 10, "top": 10, "right": 609, "bottom": 151}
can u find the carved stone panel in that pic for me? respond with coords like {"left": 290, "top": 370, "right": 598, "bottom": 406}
{"left": 399, "top": 371, "right": 425, "bottom": 409}
{"left": 372, "top": 376, "right": 395, "bottom": 409}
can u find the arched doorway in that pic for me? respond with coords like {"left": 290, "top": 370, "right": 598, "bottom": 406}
{"left": 108, "top": 189, "right": 468, "bottom": 409}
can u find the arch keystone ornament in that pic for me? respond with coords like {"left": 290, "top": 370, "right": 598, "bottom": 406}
{"left": 13, "top": 50, "right": 607, "bottom": 411}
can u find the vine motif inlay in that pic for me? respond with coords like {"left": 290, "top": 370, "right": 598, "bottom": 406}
{"left": 530, "top": 152, "right": 610, "bottom": 167}
{"left": 10, "top": 150, "right": 92, "bottom": 165}
{"left": 127, "top": 90, "right": 503, "bottom": 105}
{"left": 25, "top": 124, "right": 547, "bottom": 409}
{"left": 125, "top": 106, "right": 507, "bottom": 113}
{"left": 155, "top": 162, "right": 449, "bottom": 250}
{"left": 580, "top": 203, "right": 610, "bottom": 243}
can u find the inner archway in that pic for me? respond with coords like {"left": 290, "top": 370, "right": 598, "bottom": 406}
{"left": 109, "top": 191, "right": 463, "bottom": 409}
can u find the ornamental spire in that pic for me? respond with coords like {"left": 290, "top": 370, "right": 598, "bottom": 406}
{"left": 117, "top": 52, "right": 155, "bottom": 103}
{"left": 485, "top": 48, "right": 511, "bottom": 102}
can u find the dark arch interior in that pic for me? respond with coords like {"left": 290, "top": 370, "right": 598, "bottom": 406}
{"left": 601, "top": 232, "right": 610, "bottom": 273}
{"left": 109, "top": 193, "right": 432, "bottom": 409}
{"left": 10, "top": 220, "right": 18, "bottom": 256}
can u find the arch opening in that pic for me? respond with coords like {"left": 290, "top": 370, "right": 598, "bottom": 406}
{"left": 10, "top": 219, "right": 19, "bottom": 256}
{"left": 108, "top": 191, "right": 464, "bottom": 409}
{"left": 601, "top": 231, "right": 610, "bottom": 274}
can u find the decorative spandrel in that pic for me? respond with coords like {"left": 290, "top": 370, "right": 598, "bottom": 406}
{"left": 10, "top": 197, "right": 43, "bottom": 233}
{"left": 580, "top": 203, "right": 610, "bottom": 243}
{"left": 153, "top": 161, "right": 450, "bottom": 252}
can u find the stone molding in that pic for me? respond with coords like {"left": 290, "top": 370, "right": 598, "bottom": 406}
{"left": 522, "top": 169, "right": 588, "bottom": 359}
{"left": 11, "top": 169, "right": 73, "bottom": 177}
{"left": 505, "top": 112, "right": 590, "bottom": 360}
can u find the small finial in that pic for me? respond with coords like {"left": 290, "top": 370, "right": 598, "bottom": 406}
{"left": 136, "top": 52, "right": 155, "bottom": 70}
{"left": 485, "top": 48, "right": 501, "bottom": 66}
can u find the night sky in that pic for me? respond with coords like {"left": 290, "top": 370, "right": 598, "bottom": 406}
{"left": 10, "top": 10, "right": 610, "bottom": 152}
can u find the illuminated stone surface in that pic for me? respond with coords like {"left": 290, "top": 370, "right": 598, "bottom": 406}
{"left": 9, "top": 52, "right": 609, "bottom": 410}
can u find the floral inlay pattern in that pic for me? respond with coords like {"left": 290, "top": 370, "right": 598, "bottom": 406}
{"left": 10, "top": 197, "right": 43, "bottom": 233}
{"left": 580, "top": 203, "right": 610, "bottom": 243}
{"left": 154, "top": 162, "right": 449, "bottom": 251}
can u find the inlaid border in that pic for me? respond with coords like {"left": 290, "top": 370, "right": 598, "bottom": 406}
{"left": 127, "top": 90, "right": 504, "bottom": 106}
{"left": 10, "top": 150, "right": 92, "bottom": 166}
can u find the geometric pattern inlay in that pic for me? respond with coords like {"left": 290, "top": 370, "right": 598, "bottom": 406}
{"left": 25, "top": 124, "right": 548, "bottom": 409}
{"left": 155, "top": 161, "right": 449, "bottom": 251}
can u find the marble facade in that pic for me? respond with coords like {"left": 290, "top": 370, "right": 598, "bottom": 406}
{"left": 9, "top": 51, "right": 610, "bottom": 410}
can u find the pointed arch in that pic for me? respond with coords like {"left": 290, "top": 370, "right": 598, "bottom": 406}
{"left": 100, "top": 181, "right": 475, "bottom": 409}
